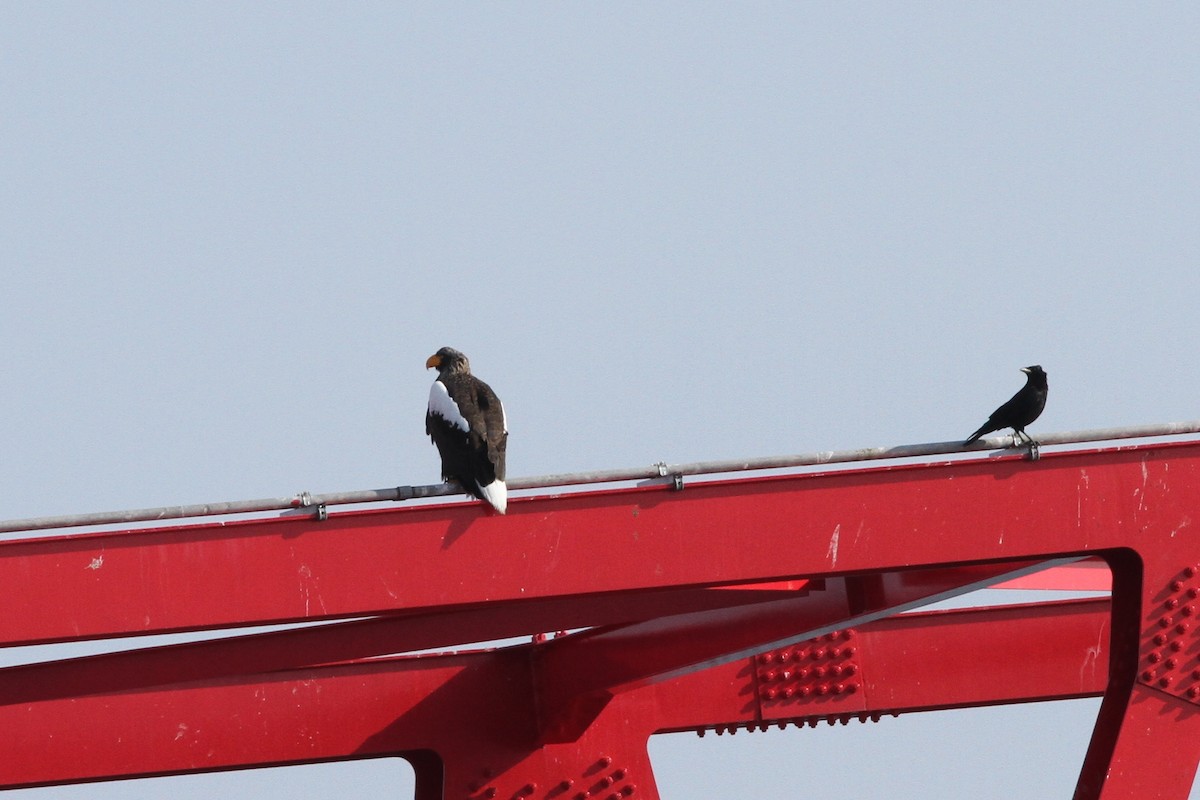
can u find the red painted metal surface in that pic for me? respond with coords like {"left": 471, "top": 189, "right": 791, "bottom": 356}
{"left": 0, "top": 440, "right": 1198, "bottom": 797}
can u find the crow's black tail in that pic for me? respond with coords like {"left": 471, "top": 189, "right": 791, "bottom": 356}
{"left": 964, "top": 424, "right": 992, "bottom": 445}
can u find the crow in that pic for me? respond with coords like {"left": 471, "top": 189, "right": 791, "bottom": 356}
{"left": 964, "top": 365, "right": 1048, "bottom": 445}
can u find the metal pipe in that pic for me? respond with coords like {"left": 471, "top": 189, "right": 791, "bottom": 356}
{"left": 2, "top": 420, "right": 1197, "bottom": 535}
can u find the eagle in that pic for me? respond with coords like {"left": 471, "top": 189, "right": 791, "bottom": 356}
{"left": 425, "top": 347, "right": 508, "bottom": 513}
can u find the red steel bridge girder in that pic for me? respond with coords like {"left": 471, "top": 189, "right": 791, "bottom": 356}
{"left": 2, "top": 440, "right": 1200, "bottom": 796}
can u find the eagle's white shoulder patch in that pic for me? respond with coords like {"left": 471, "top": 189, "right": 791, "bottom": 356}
{"left": 428, "top": 380, "right": 470, "bottom": 432}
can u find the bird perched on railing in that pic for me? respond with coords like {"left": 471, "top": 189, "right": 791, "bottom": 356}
{"left": 425, "top": 347, "right": 508, "bottom": 513}
{"left": 964, "top": 365, "right": 1049, "bottom": 446}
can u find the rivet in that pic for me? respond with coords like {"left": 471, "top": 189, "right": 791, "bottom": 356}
{"left": 1190, "top": 588, "right": 1200, "bottom": 599}
{"left": 779, "top": 649, "right": 792, "bottom": 661}
{"left": 1149, "top": 652, "right": 1163, "bottom": 664}
{"left": 483, "top": 790, "right": 497, "bottom": 799}
{"left": 558, "top": 780, "right": 574, "bottom": 792}
{"left": 1184, "top": 605, "right": 1196, "bottom": 617}
{"left": 844, "top": 664, "right": 858, "bottom": 676}
{"left": 1189, "top": 687, "right": 1200, "bottom": 700}
{"left": 1186, "top": 566, "right": 1197, "bottom": 578}
{"left": 1178, "top": 623, "right": 1190, "bottom": 634}
{"left": 1142, "top": 670, "right": 1155, "bottom": 682}
{"left": 1160, "top": 617, "right": 1173, "bottom": 628}
{"left": 597, "top": 756, "right": 612, "bottom": 769}
{"left": 621, "top": 787, "right": 635, "bottom": 797}
{"left": 522, "top": 783, "right": 538, "bottom": 796}
{"left": 824, "top": 632, "right": 838, "bottom": 642}
{"left": 1166, "top": 598, "right": 1179, "bottom": 610}
{"left": 846, "top": 681, "right": 859, "bottom": 694}
{"left": 1160, "top": 676, "right": 1172, "bottom": 688}
{"left": 764, "top": 687, "right": 778, "bottom": 700}
{"left": 842, "top": 646, "right": 856, "bottom": 657}
{"left": 1155, "top": 633, "right": 1169, "bottom": 646}
{"left": 828, "top": 647, "right": 841, "bottom": 659}
{"left": 812, "top": 648, "right": 826, "bottom": 660}
{"left": 842, "top": 629, "right": 854, "bottom": 640}
{"left": 814, "top": 684, "right": 828, "bottom": 696}
{"left": 1173, "top": 580, "right": 1185, "bottom": 592}
{"left": 831, "top": 665, "right": 844, "bottom": 677}
{"left": 1193, "top": 669, "right": 1200, "bottom": 680}
{"left": 1171, "top": 641, "right": 1184, "bottom": 652}
{"left": 814, "top": 667, "right": 827, "bottom": 679}
{"left": 611, "top": 769, "right": 626, "bottom": 781}
{"left": 783, "top": 687, "right": 795, "bottom": 699}
{"left": 780, "top": 669, "right": 793, "bottom": 681}
{"left": 1167, "top": 658, "right": 1179, "bottom": 669}
{"left": 795, "top": 668, "right": 809, "bottom": 680}
{"left": 792, "top": 650, "right": 806, "bottom": 662}
{"left": 764, "top": 670, "right": 778, "bottom": 682}
{"left": 598, "top": 777, "right": 613, "bottom": 789}
{"left": 832, "top": 683, "right": 845, "bottom": 695}
{"left": 759, "top": 653, "right": 775, "bottom": 664}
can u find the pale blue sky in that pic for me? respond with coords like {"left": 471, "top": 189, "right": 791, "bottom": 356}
{"left": 2, "top": 3, "right": 1199, "bottom": 797}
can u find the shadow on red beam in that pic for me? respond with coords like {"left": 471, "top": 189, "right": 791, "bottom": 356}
{"left": 0, "top": 584, "right": 811, "bottom": 707}
{"left": 533, "top": 558, "right": 1070, "bottom": 742}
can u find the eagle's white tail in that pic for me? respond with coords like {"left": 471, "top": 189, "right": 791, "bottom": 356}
{"left": 478, "top": 479, "right": 507, "bottom": 514}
